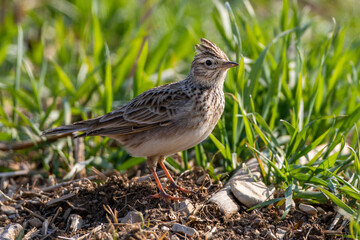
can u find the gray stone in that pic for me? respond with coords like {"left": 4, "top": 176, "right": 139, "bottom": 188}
{"left": 7, "top": 215, "right": 17, "bottom": 219}
{"left": 178, "top": 199, "right": 194, "bottom": 216}
{"left": 196, "top": 173, "right": 209, "bottom": 185}
{"left": 28, "top": 217, "right": 42, "bottom": 228}
{"left": 170, "top": 234, "right": 180, "bottom": 240}
{"left": 230, "top": 180, "right": 275, "bottom": 208}
{"left": 160, "top": 226, "right": 169, "bottom": 231}
{"left": 230, "top": 158, "right": 263, "bottom": 182}
{"left": 276, "top": 228, "right": 287, "bottom": 240}
{"left": 0, "top": 205, "right": 17, "bottom": 215}
{"left": 208, "top": 188, "right": 240, "bottom": 217}
{"left": 299, "top": 203, "right": 317, "bottom": 215}
{"left": 209, "top": 158, "right": 273, "bottom": 215}
{"left": 0, "top": 223, "right": 23, "bottom": 240}
{"left": 120, "top": 211, "right": 143, "bottom": 224}
{"left": 316, "top": 206, "right": 325, "bottom": 214}
{"left": 171, "top": 223, "right": 197, "bottom": 237}
{"left": 68, "top": 214, "right": 83, "bottom": 232}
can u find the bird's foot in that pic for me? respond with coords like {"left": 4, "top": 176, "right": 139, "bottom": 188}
{"left": 167, "top": 182, "right": 196, "bottom": 195}
{"left": 146, "top": 191, "right": 186, "bottom": 204}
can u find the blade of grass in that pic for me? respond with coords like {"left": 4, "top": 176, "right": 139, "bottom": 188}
{"left": 104, "top": 44, "right": 113, "bottom": 113}
{"left": 317, "top": 187, "right": 354, "bottom": 215}
{"left": 13, "top": 25, "right": 24, "bottom": 124}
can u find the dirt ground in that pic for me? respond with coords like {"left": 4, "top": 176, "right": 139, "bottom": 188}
{"left": 0, "top": 167, "right": 349, "bottom": 239}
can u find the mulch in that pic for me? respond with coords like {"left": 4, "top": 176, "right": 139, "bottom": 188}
{"left": 0, "top": 167, "right": 348, "bottom": 239}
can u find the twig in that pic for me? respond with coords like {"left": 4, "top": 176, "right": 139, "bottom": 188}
{"left": 73, "top": 225, "right": 103, "bottom": 240}
{"left": 103, "top": 205, "right": 118, "bottom": 224}
{"left": 0, "top": 190, "right": 16, "bottom": 202}
{"left": 323, "top": 230, "right": 344, "bottom": 235}
{"left": 23, "top": 206, "right": 46, "bottom": 221}
{"left": 92, "top": 167, "right": 107, "bottom": 180}
{"left": 41, "top": 176, "right": 98, "bottom": 192}
{"left": 305, "top": 222, "right": 314, "bottom": 240}
{"left": 41, "top": 170, "right": 114, "bottom": 192}
{"left": 0, "top": 169, "right": 29, "bottom": 178}
{"left": 49, "top": 207, "right": 62, "bottom": 226}
{"left": 46, "top": 193, "right": 76, "bottom": 206}
{"left": 0, "top": 133, "right": 73, "bottom": 151}
{"left": 65, "top": 201, "right": 88, "bottom": 212}
{"left": 23, "top": 227, "right": 39, "bottom": 240}
{"left": 329, "top": 212, "right": 341, "bottom": 230}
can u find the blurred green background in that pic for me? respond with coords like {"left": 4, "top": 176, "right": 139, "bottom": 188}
{"left": 1, "top": 0, "right": 360, "bottom": 234}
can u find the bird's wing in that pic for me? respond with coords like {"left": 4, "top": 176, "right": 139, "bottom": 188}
{"left": 82, "top": 84, "right": 193, "bottom": 136}
{"left": 123, "top": 89, "right": 193, "bottom": 124}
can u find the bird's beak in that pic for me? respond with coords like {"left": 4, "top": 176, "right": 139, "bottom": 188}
{"left": 224, "top": 61, "right": 239, "bottom": 69}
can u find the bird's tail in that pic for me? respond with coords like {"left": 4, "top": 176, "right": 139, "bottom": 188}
{"left": 42, "top": 119, "right": 98, "bottom": 137}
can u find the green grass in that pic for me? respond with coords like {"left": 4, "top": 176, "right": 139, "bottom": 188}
{"left": 1, "top": 0, "right": 360, "bottom": 238}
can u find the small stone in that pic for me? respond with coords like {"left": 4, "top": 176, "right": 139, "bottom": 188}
{"left": 63, "top": 208, "right": 72, "bottom": 221}
{"left": 0, "top": 223, "right": 23, "bottom": 240}
{"left": 195, "top": 173, "right": 209, "bottom": 185}
{"left": 0, "top": 214, "right": 7, "bottom": 221}
{"left": 161, "top": 226, "right": 169, "bottom": 231}
{"left": 28, "top": 218, "right": 42, "bottom": 228}
{"left": 168, "top": 211, "right": 177, "bottom": 220}
{"left": 208, "top": 188, "right": 240, "bottom": 217}
{"left": 252, "top": 217, "right": 262, "bottom": 227}
{"left": 276, "top": 228, "right": 287, "bottom": 240}
{"left": 230, "top": 181, "right": 275, "bottom": 208}
{"left": 178, "top": 199, "right": 194, "bottom": 216}
{"left": 209, "top": 159, "right": 269, "bottom": 216}
{"left": 68, "top": 214, "right": 83, "bottom": 232}
{"left": 148, "top": 232, "right": 156, "bottom": 240}
{"left": 316, "top": 206, "right": 325, "bottom": 214}
{"left": 205, "top": 226, "right": 217, "bottom": 240}
{"left": 0, "top": 206, "right": 17, "bottom": 216}
{"left": 170, "top": 234, "right": 180, "bottom": 240}
{"left": 171, "top": 223, "right": 197, "bottom": 237}
{"left": 299, "top": 203, "right": 317, "bottom": 215}
{"left": 120, "top": 211, "right": 143, "bottom": 224}
{"left": 230, "top": 158, "right": 263, "bottom": 182}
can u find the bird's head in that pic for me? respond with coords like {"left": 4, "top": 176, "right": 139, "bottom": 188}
{"left": 190, "top": 38, "right": 238, "bottom": 87}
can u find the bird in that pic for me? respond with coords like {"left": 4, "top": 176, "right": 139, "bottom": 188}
{"left": 42, "top": 38, "right": 238, "bottom": 203}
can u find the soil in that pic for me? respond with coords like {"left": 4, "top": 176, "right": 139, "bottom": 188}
{"left": 0, "top": 167, "right": 348, "bottom": 239}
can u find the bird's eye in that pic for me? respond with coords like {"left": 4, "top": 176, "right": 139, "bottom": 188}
{"left": 205, "top": 60, "right": 212, "bottom": 66}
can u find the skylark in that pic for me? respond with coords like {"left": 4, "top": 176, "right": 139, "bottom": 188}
{"left": 43, "top": 38, "right": 238, "bottom": 202}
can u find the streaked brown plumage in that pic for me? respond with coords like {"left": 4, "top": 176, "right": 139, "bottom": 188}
{"left": 43, "top": 38, "right": 238, "bottom": 202}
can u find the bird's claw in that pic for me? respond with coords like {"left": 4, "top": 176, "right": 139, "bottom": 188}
{"left": 146, "top": 191, "right": 186, "bottom": 204}
{"left": 167, "top": 182, "right": 196, "bottom": 195}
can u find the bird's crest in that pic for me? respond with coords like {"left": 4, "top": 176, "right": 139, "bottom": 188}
{"left": 195, "top": 38, "right": 229, "bottom": 60}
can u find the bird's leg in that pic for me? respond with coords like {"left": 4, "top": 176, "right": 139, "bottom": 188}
{"left": 158, "top": 160, "right": 195, "bottom": 194}
{"left": 146, "top": 156, "right": 185, "bottom": 203}
{"left": 147, "top": 167, "right": 185, "bottom": 203}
